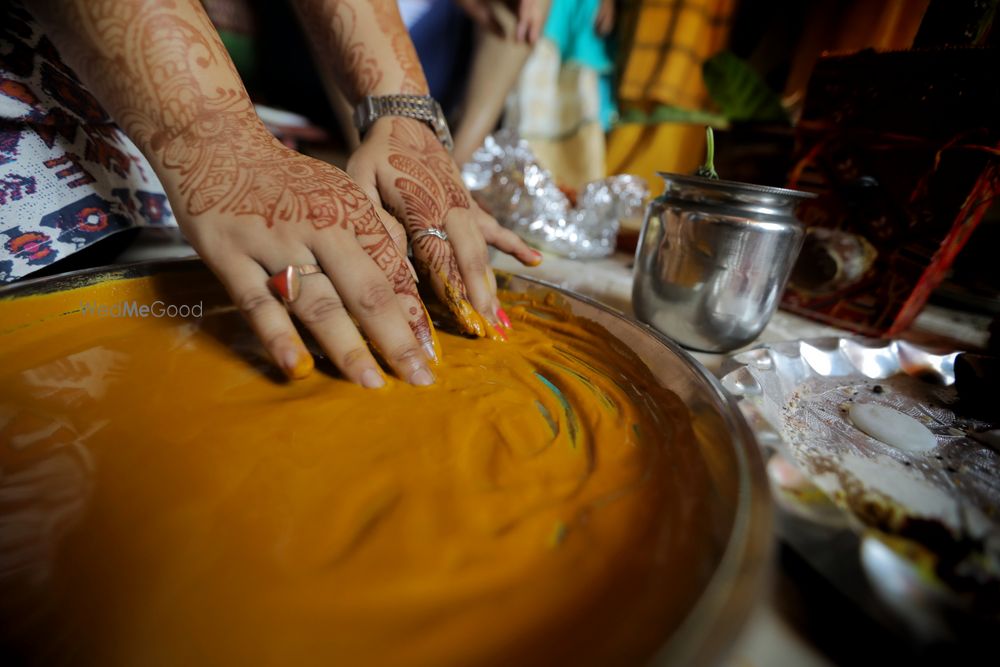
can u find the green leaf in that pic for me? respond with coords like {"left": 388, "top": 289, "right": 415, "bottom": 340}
{"left": 702, "top": 51, "right": 788, "bottom": 123}
{"left": 619, "top": 108, "right": 649, "bottom": 124}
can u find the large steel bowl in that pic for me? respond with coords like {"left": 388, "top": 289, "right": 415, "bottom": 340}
{"left": 0, "top": 258, "right": 771, "bottom": 666}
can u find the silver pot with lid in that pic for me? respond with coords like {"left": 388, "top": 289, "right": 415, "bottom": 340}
{"left": 633, "top": 172, "right": 816, "bottom": 353}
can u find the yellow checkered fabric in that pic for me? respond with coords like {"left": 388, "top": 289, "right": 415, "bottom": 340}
{"left": 616, "top": 0, "right": 737, "bottom": 110}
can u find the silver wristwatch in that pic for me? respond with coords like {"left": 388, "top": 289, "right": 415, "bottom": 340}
{"left": 353, "top": 95, "right": 454, "bottom": 151}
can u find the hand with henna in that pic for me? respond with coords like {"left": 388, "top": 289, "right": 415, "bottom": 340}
{"left": 293, "top": 0, "right": 543, "bottom": 338}
{"left": 348, "top": 117, "right": 540, "bottom": 339}
{"left": 32, "top": 0, "right": 436, "bottom": 387}
{"left": 176, "top": 130, "right": 439, "bottom": 388}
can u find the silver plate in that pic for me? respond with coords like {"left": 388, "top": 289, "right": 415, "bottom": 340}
{"left": 1, "top": 258, "right": 771, "bottom": 666}
{"left": 720, "top": 337, "right": 1000, "bottom": 638}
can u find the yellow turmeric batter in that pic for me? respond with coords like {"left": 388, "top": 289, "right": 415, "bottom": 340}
{"left": 0, "top": 267, "right": 717, "bottom": 666}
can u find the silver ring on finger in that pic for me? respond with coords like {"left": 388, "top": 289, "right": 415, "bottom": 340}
{"left": 410, "top": 227, "right": 448, "bottom": 244}
{"left": 268, "top": 264, "right": 323, "bottom": 303}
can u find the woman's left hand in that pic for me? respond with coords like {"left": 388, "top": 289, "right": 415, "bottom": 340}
{"left": 454, "top": 0, "right": 551, "bottom": 44}
{"left": 594, "top": 0, "right": 615, "bottom": 36}
{"left": 348, "top": 117, "right": 541, "bottom": 338}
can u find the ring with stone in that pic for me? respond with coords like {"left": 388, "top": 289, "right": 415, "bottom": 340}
{"left": 268, "top": 264, "right": 323, "bottom": 303}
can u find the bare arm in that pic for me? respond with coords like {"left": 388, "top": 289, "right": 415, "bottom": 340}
{"left": 452, "top": 4, "right": 532, "bottom": 165}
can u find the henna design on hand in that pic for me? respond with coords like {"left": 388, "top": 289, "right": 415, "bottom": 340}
{"left": 294, "top": 0, "right": 383, "bottom": 100}
{"left": 43, "top": 0, "right": 433, "bottom": 346}
{"left": 388, "top": 119, "right": 461, "bottom": 278}
{"left": 53, "top": 2, "right": 360, "bottom": 229}
{"left": 353, "top": 207, "right": 433, "bottom": 347}
{"left": 385, "top": 119, "right": 495, "bottom": 338}
{"left": 370, "top": 0, "right": 426, "bottom": 95}
{"left": 428, "top": 153, "right": 472, "bottom": 210}
{"left": 292, "top": 0, "right": 426, "bottom": 100}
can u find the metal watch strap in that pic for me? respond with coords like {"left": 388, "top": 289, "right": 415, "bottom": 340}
{"left": 353, "top": 94, "right": 454, "bottom": 151}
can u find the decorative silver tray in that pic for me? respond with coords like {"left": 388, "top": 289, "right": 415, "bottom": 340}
{"left": 720, "top": 337, "right": 1000, "bottom": 639}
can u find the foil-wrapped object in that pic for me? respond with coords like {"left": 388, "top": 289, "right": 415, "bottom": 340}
{"left": 462, "top": 131, "right": 648, "bottom": 259}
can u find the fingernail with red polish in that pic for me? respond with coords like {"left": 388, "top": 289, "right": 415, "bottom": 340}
{"left": 492, "top": 323, "right": 508, "bottom": 340}
{"left": 497, "top": 307, "right": 513, "bottom": 330}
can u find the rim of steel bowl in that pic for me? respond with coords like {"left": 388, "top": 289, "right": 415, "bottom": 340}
{"left": 0, "top": 257, "right": 772, "bottom": 667}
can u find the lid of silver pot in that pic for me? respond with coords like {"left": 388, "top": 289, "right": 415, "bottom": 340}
{"left": 656, "top": 172, "right": 817, "bottom": 217}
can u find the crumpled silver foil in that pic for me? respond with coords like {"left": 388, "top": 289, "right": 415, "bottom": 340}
{"left": 461, "top": 130, "right": 648, "bottom": 259}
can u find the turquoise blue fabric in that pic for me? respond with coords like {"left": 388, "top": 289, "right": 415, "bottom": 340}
{"left": 542, "top": 0, "right": 617, "bottom": 128}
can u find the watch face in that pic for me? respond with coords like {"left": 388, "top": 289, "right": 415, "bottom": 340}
{"left": 432, "top": 117, "right": 454, "bottom": 151}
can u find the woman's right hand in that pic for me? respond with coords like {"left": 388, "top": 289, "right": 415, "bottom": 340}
{"left": 174, "top": 133, "right": 437, "bottom": 388}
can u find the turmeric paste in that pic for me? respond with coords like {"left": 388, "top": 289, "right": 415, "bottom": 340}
{"left": 0, "top": 269, "right": 717, "bottom": 666}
